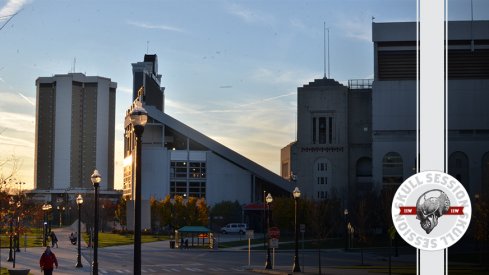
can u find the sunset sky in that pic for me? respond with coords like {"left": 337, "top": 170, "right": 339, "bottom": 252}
{"left": 0, "top": 0, "right": 487, "bottom": 190}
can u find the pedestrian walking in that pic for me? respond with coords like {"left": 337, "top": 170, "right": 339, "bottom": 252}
{"left": 69, "top": 232, "right": 77, "bottom": 245}
{"left": 40, "top": 246, "right": 58, "bottom": 275}
{"left": 50, "top": 231, "right": 58, "bottom": 248}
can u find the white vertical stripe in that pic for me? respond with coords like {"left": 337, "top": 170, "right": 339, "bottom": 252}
{"left": 53, "top": 75, "right": 72, "bottom": 189}
{"left": 418, "top": 0, "right": 447, "bottom": 275}
{"left": 96, "top": 77, "right": 110, "bottom": 190}
{"left": 420, "top": 0, "right": 445, "bottom": 172}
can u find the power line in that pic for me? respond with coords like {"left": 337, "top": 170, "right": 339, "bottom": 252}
{"left": 0, "top": 11, "right": 21, "bottom": 31}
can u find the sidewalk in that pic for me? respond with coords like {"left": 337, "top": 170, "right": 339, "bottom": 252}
{"left": 250, "top": 266, "right": 376, "bottom": 275}
{"left": 2, "top": 227, "right": 91, "bottom": 275}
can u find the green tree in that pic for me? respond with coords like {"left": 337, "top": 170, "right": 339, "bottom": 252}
{"left": 353, "top": 191, "right": 382, "bottom": 245}
{"left": 303, "top": 196, "right": 342, "bottom": 241}
{"left": 150, "top": 196, "right": 162, "bottom": 231}
{"left": 115, "top": 197, "right": 127, "bottom": 230}
{"left": 196, "top": 198, "right": 209, "bottom": 226}
{"left": 159, "top": 195, "right": 173, "bottom": 230}
{"left": 173, "top": 195, "right": 187, "bottom": 228}
{"left": 473, "top": 195, "right": 488, "bottom": 242}
{"left": 209, "top": 200, "right": 242, "bottom": 230}
{"left": 270, "top": 197, "right": 294, "bottom": 234}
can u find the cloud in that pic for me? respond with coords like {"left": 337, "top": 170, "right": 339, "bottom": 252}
{"left": 18, "top": 92, "right": 35, "bottom": 106}
{"left": 165, "top": 94, "right": 296, "bottom": 168}
{"left": 0, "top": 0, "right": 29, "bottom": 18}
{"left": 127, "top": 20, "right": 185, "bottom": 33}
{"left": 0, "top": 134, "right": 33, "bottom": 148}
{"left": 337, "top": 16, "right": 371, "bottom": 42}
{"left": 235, "top": 92, "right": 296, "bottom": 108}
{"left": 250, "top": 67, "right": 317, "bottom": 88}
{"left": 226, "top": 3, "right": 274, "bottom": 25}
{"left": 0, "top": 91, "right": 36, "bottom": 113}
{"left": 0, "top": 111, "right": 35, "bottom": 134}
{"left": 118, "top": 85, "right": 132, "bottom": 94}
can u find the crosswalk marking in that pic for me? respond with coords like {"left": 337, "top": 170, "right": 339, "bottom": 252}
{"left": 171, "top": 268, "right": 181, "bottom": 272}
{"left": 99, "top": 270, "right": 108, "bottom": 274}
{"left": 185, "top": 267, "right": 199, "bottom": 271}
{"left": 210, "top": 267, "right": 226, "bottom": 271}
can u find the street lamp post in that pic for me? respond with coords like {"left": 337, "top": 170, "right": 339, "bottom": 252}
{"left": 76, "top": 194, "right": 84, "bottom": 268}
{"left": 42, "top": 203, "right": 52, "bottom": 247}
{"left": 130, "top": 105, "right": 148, "bottom": 275}
{"left": 292, "top": 187, "right": 301, "bottom": 272}
{"left": 265, "top": 193, "right": 273, "bottom": 270}
{"left": 15, "top": 200, "right": 21, "bottom": 253}
{"left": 7, "top": 197, "right": 14, "bottom": 262}
{"left": 91, "top": 169, "right": 102, "bottom": 275}
{"left": 12, "top": 200, "right": 21, "bottom": 268}
{"left": 344, "top": 209, "right": 349, "bottom": 251}
{"left": 57, "top": 206, "right": 65, "bottom": 227}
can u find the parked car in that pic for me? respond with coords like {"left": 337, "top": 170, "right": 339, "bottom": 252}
{"left": 220, "top": 223, "right": 247, "bottom": 234}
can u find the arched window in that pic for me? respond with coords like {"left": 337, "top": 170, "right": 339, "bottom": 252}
{"left": 382, "top": 152, "right": 403, "bottom": 185}
{"left": 356, "top": 157, "right": 372, "bottom": 177}
{"left": 482, "top": 152, "right": 489, "bottom": 194}
{"left": 448, "top": 151, "right": 469, "bottom": 191}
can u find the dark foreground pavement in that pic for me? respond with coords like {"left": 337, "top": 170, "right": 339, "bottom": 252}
{"left": 1, "top": 227, "right": 417, "bottom": 275}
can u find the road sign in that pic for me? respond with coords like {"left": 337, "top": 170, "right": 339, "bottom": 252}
{"left": 246, "top": 230, "right": 254, "bottom": 239}
{"left": 270, "top": 238, "right": 279, "bottom": 249}
{"left": 300, "top": 224, "right": 305, "bottom": 233}
{"left": 268, "top": 227, "right": 280, "bottom": 239}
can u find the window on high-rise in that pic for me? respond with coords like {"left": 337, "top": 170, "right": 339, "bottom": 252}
{"left": 312, "top": 114, "right": 335, "bottom": 144}
{"left": 170, "top": 161, "right": 206, "bottom": 198}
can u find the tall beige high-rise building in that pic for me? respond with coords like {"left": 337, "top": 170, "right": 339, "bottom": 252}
{"left": 34, "top": 73, "right": 117, "bottom": 192}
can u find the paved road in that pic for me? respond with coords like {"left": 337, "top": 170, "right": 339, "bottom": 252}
{"left": 2, "top": 227, "right": 416, "bottom": 275}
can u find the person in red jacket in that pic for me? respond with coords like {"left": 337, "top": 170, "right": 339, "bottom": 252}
{"left": 39, "top": 246, "right": 58, "bottom": 274}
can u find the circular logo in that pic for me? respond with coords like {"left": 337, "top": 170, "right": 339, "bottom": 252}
{"left": 391, "top": 171, "right": 472, "bottom": 251}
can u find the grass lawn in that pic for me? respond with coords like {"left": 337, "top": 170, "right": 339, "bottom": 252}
{"left": 0, "top": 228, "right": 44, "bottom": 248}
{"left": 83, "top": 232, "right": 170, "bottom": 248}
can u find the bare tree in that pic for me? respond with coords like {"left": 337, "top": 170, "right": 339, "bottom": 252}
{"left": 0, "top": 154, "right": 21, "bottom": 191}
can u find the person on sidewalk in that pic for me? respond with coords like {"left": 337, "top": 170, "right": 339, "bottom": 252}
{"left": 40, "top": 246, "right": 58, "bottom": 275}
{"left": 50, "top": 231, "right": 58, "bottom": 248}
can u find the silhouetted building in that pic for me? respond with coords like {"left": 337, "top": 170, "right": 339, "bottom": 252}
{"left": 372, "top": 20, "right": 489, "bottom": 195}
{"left": 123, "top": 55, "right": 290, "bottom": 205}
{"left": 280, "top": 78, "right": 372, "bottom": 203}
{"left": 281, "top": 20, "right": 489, "bottom": 203}
{"left": 33, "top": 73, "right": 118, "bottom": 202}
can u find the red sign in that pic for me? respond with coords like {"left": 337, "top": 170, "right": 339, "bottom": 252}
{"left": 399, "top": 206, "right": 464, "bottom": 215}
{"left": 268, "top": 227, "right": 280, "bottom": 239}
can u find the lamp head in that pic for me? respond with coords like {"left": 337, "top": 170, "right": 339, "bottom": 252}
{"left": 344, "top": 209, "right": 349, "bottom": 216}
{"left": 266, "top": 193, "right": 273, "bottom": 204}
{"left": 42, "top": 203, "right": 52, "bottom": 211}
{"left": 292, "top": 187, "right": 301, "bottom": 199}
{"left": 91, "top": 169, "right": 102, "bottom": 187}
{"left": 76, "top": 194, "right": 83, "bottom": 205}
{"left": 130, "top": 105, "right": 148, "bottom": 128}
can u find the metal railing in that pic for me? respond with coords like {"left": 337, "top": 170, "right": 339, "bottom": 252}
{"left": 348, "top": 79, "right": 373, "bottom": 90}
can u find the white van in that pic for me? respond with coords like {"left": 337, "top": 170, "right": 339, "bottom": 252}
{"left": 220, "top": 223, "right": 247, "bottom": 234}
